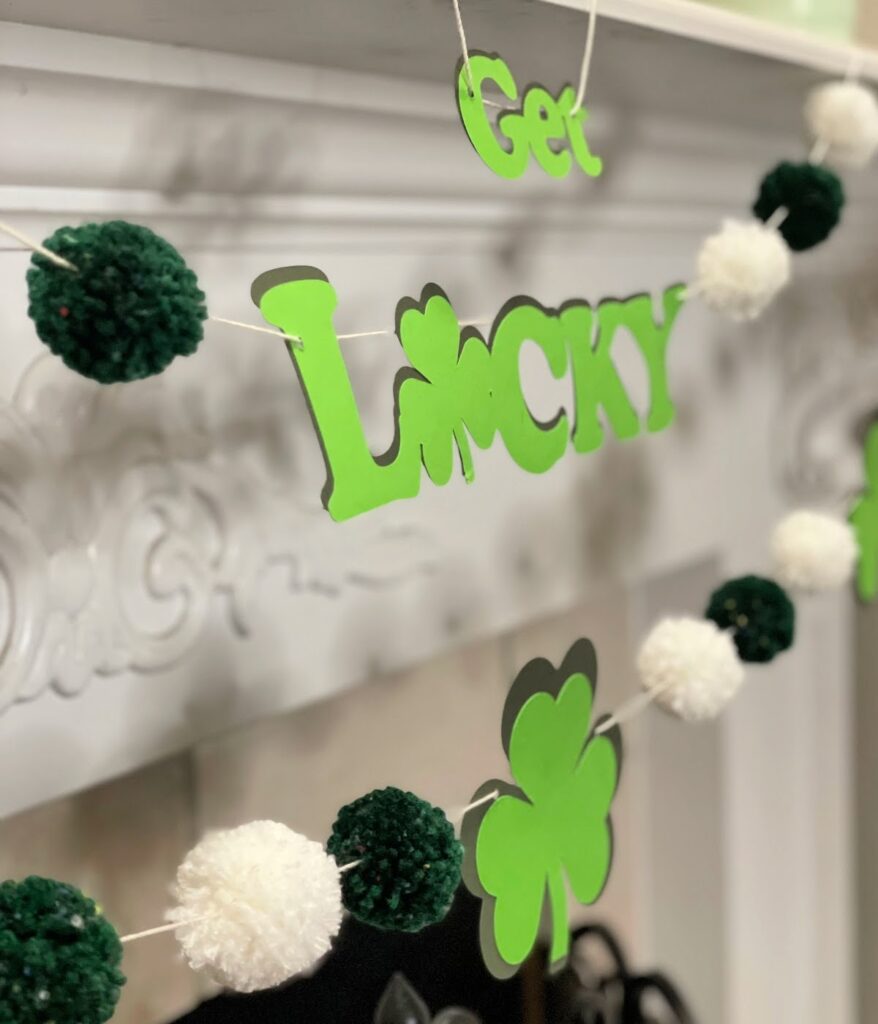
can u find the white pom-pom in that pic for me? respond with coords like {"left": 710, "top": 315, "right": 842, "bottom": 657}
{"left": 771, "top": 509, "right": 857, "bottom": 591}
{"left": 169, "top": 821, "right": 342, "bottom": 993}
{"left": 637, "top": 617, "right": 744, "bottom": 722}
{"left": 805, "top": 80, "right": 878, "bottom": 168}
{"left": 695, "top": 219, "right": 791, "bottom": 321}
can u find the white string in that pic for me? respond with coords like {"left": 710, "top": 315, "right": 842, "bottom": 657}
{"left": 344, "top": 317, "right": 491, "bottom": 341}
{"left": 245, "top": 316, "right": 493, "bottom": 347}
{"left": 0, "top": 241, "right": 493, "bottom": 349}
{"left": 450, "top": 0, "right": 474, "bottom": 95}
{"left": 0, "top": 221, "right": 77, "bottom": 271}
{"left": 766, "top": 205, "right": 789, "bottom": 230}
{"left": 209, "top": 315, "right": 305, "bottom": 349}
{"left": 570, "top": 0, "right": 600, "bottom": 115}
{"left": 120, "top": 918, "right": 204, "bottom": 944}
{"left": 119, "top": 792, "right": 503, "bottom": 945}
{"left": 450, "top": 788, "right": 500, "bottom": 824}
{"left": 593, "top": 689, "right": 656, "bottom": 735}
{"left": 809, "top": 137, "right": 830, "bottom": 166}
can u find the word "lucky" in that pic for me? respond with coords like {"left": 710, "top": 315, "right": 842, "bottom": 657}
{"left": 253, "top": 267, "right": 686, "bottom": 522}
{"left": 455, "top": 53, "right": 603, "bottom": 180}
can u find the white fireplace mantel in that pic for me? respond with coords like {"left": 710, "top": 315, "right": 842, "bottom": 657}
{"left": 0, "top": 9, "right": 872, "bottom": 1022}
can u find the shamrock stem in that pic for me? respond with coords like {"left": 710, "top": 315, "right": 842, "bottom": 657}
{"left": 454, "top": 425, "right": 475, "bottom": 483}
{"left": 547, "top": 868, "right": 570, "bottom": 967}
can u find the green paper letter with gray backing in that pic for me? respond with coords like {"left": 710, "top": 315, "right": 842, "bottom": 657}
{"left": 455, "top": 53, "right": 603, "bottom": 180}
{"left": 850, "top": 423, "right": 878, "bottom": 602}
{"left": 252, "top": 266, "right": 686, "bottom": 522}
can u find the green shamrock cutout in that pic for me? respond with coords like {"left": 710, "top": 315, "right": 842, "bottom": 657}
{"left": 461, "top": 638, "right": 621, "bottom": 979}
{"left": 850, "top": 422, "right": 878, "bottom": 602}
{"left": 396, "top": 287, "right": 495, "bottom": 485}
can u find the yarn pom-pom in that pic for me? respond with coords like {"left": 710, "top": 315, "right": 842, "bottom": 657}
{"left": 27, "top": 220, "right": 207, "bottom": 384}
{"left": 771, "top": 509, "right": 858, "bottom": 591}
{"left": 636, "top": 617, "right": 744, "bottom": 722}
{"left": 169, "top": 821, "right": 342, "bottom": 993}
{"left": 0, "top": 876, "right": 124, "bottom": 1024}
{"left": 327, "top": 787, "right": 463, "bottom": 933}
{"left": 705, "top": 575, "right": 795, "bottom": 664}
{"left": 805, "top": 80, "right": 878, "bottom": 168}
{"left": 753, "top": 161, "right": 844, "bottom": 252}
{"left": 694, "top": 218, "right": 791, "bottom": 321}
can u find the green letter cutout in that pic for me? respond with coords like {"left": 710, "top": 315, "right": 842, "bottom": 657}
{"left": 455, "top": 53, "right": 602, "bottom": 181}
{"left": 253, "top": 267, "right": 685, "bottom": 522}
{"left": 456, "top": 54, "right": 529, "bottom": 180}
{"left": 253, "top": 267, "right": 421, "bottom": 521}
{"left": 491, "top": 301, "right": 569, "bottom": 474}
{"left": 567, "top": 285, "right": 685, "bottom": 452}
{"left": 850, "top": 423, "right": 878, "bottom": 602}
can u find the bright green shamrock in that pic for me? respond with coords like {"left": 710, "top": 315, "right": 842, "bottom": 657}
{"left": 397, "top": 289, "right": 495, "bottom": 485}
{"left": 461, "top": 639, "right": 621, "bottom": 979}
{"left": 850, "top": 423, "right": 878, "bottom": 602}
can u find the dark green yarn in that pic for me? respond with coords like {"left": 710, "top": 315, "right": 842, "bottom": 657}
{"left": 753, "top": 161, "right": 844, "bottom": 252}
{"left": 27, "top": 220, "right": 207, "bottom": 383}
{"left": 0, "top": 876, "right": 125, "bottom": 1024}
{"left": 327, "top": 787, "right": 463, "bottom": 933}
{"left": 705, "top": 575, "right": 795, "bottom": 664}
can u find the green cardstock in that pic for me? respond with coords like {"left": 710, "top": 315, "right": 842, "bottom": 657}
{"left": 252, "top": 266, "right": 686, "bottom": 522}
{"left": 455, "top": 53, "right": 603, "bottom": 180}
{"left": 460, "top": 639, "right": 622, "bottom": 980}
{"left": 850, "top": 422, "right": 878, "bottom": 602}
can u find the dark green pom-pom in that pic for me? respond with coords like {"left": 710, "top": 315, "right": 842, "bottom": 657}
{"left": 0, "top": 876, "right": 125, "bottom": 1024}
{"left": 327, "top": 787, "right": 463, "bottom": 933}
{"left": 753, "top": 161, "right": 844, "bottom": 252}
{"left": 705, "top": 575, "right": 795, "bottom": 664}
{"left": 26, "top": 220, "right": 207, "bottom": 383}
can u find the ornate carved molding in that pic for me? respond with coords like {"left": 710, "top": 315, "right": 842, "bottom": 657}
{"left": 775, "top": 272, "right": 878, "bottom": 506}
{"left": 0, "top": 353, "right": 437, "bottom": 714}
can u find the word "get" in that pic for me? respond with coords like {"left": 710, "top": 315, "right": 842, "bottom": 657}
{"left": 455, "top": 53, "right": 603, "bottom": 180}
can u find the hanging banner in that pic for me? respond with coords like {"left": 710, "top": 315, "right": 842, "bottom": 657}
{"left": 455, "top": 53, "right": 602, "bottom": 180}
{"left": 252, "top": 266, "right": 685, "bottom": 522}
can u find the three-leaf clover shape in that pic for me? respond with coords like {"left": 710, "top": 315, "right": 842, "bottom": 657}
{"left": 397, "top": 288, "right": 494, "bottom": 485}
{"left": 462, "top": 639, "right": 621, "bottom": 978}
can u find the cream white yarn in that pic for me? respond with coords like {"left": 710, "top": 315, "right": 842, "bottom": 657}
{"left": 169, "top": 820, "right": 343, "bottom": 993}
{"left": 771, "top": 509, "right": 858, "bottom": 592}
{"left": 637, "top": 617, "right": 745, "bottom": 722}
{"left": 805, "top": 80, "right": 878, "bottom": 169}
{"left": 694, "top": 219, "right": 791, "bottom": 321}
